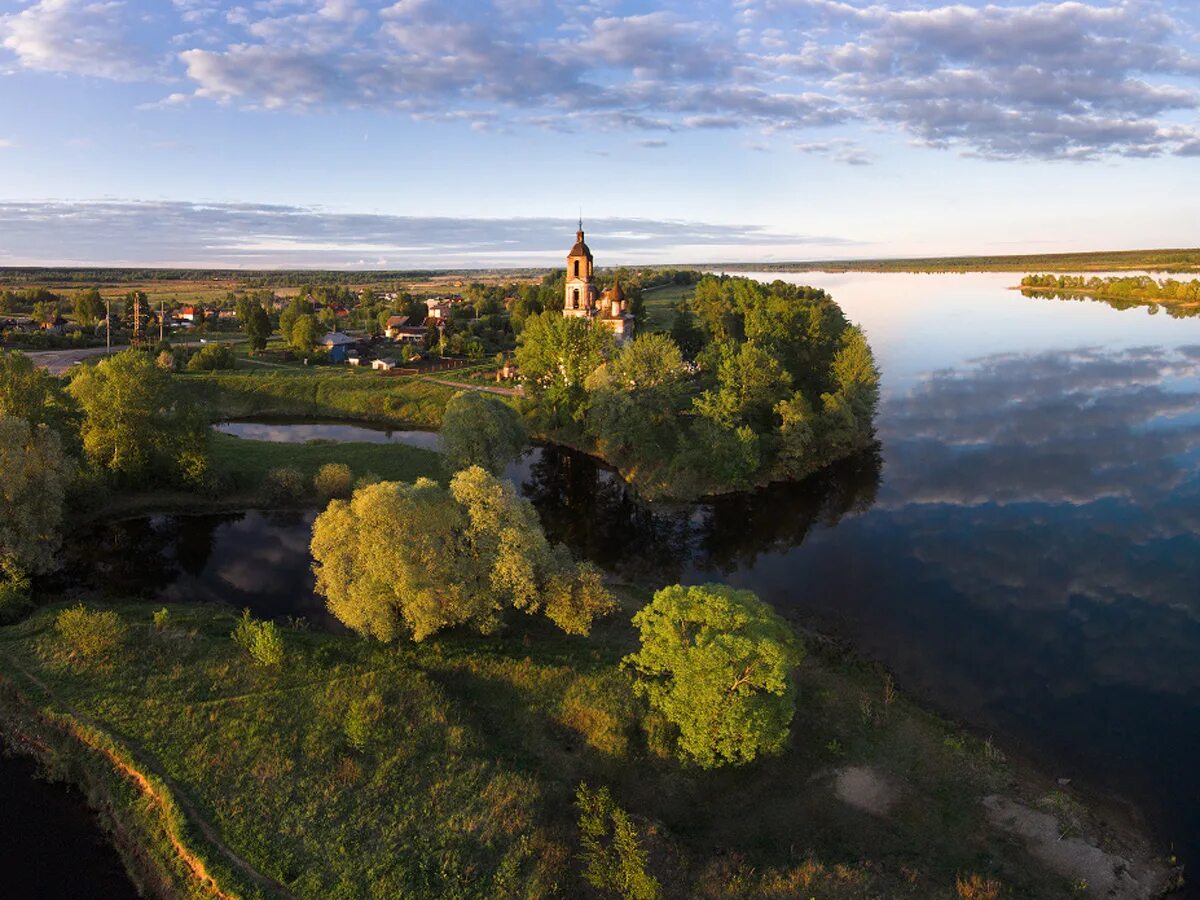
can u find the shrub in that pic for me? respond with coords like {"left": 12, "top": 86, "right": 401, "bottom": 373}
{"left": 956, "top": 874, "right": 1003, "bottom": 900}
{"left": 152, "top": 607, "right": 171, "bottom": 630}
{"left": 344, "top": 691, "right": 384, "bottom": 751}
{"left": 186, "top": 343, "right": 236, "bottom": 371}
{"left": 313, "top": 462, "right": 353, "bottom": 501}
{"left": 155, "top": 350, "right": 176, "bottom": 371}
{"left": 55, "top": 605, "right": 126, "bottom": 662}
{"left": 231, "top": 609, "right": 285, "bottom": 667}
{"left": 576, "top": 783, "right": 660, "bottom": 900}
{"left": 0, "top": 575, "right": 33, "bottom": 625}
{"left": 262, "top": 466, "right": 307, "bottom": 504}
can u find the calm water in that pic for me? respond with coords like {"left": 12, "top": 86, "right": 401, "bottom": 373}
{"left": 215, "top": 419, "right": 442, "bottom": 450}
{"left": 64, "top": 272, "right": 1200, "bottom": 875}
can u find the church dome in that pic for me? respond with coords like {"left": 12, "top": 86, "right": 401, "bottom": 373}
{"left": 569, "top": 224, "right": 592, "bottom": 259}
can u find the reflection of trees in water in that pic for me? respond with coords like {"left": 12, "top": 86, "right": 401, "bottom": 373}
{"left": 696, "top": 446, "right": 881, "bottom": 574}
{"left": 1020, "top": 288, "right": 1200, "bottom": 318}
{"left": 520, "top": 445, "right": 881, "bottom": 580}
{"left": 54, "top": 513, "right": 244, "bottom": 598}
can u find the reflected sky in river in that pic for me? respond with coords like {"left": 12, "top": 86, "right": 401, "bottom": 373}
{"left": 68, "top": 272, "right": 1200, "bottom": 864}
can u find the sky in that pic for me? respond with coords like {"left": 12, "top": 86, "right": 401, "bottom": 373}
{"left": 0, "top": 0, "right": 1197, "bottom": 268}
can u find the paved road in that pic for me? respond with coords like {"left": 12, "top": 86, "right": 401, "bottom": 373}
{"left": 24, "top": 345, "right": 123, "bottom": 375}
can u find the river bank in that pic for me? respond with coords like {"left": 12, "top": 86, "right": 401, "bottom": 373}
{"left": 0, "top": 596, "right": 1180, "bottom": 898}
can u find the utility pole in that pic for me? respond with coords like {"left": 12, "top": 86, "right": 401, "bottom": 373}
{"left": 159, "top": 298, "right": 165, "bottom": 344}
{"left": 105, "top": 298, "right": 111, "bottom": 353}
{"left": 132, "top": 293, "right": 142, "bottom": 349}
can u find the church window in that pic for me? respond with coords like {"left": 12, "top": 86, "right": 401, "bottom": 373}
{"left": 572, "top": 288, "right": 580, "bottom": 307}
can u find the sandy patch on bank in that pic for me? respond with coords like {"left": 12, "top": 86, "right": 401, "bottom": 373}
{"left": 833, "top": 766, "right": 900, "bottom": 816}
{"left": 983, "top": 796, "right": 1169, "bottom": 899}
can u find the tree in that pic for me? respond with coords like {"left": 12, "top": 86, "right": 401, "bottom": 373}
{"left": 439, "top": 390, "right": 527, "bottom": 475}
{"left": 515, "top": 311, "right": 612, "bottom": 429}
{"left": 290, "top": 314, "right": 319, "bottom": 353}
{"left": 693, "top": 342, "right": 792, "bottom": 433}
{"left": 311, "top": 467, "right": 614, "bottom": 642}
{"left": 73, "top": 288, "right": 104, "bottom": 328}
{"left": 623, "top": 584, "right": 803, "bottom": 768}
{"left": 244, "top": 301, "right": 272, "bottom": 351}
{"left": 67, "top": 349, "right": 206, "bottom": 482}
{"left": 0, "top": 351, "right": 77, "bottom": 438}
{"left": 0, "top": 417, "right": 70, "bottom": 581}
{"left": 576, "top": 783, "right": 661, "bottom": 900}
{"left": 278, "top": 296, "right": 307, "bottom": 341}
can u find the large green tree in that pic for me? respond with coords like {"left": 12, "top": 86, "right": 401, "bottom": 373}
{"left": 311, "top": 466, "right": 614, "bottom": 642}
{"left": 67, "top": 349, "right": 206, "bottom": 482}
{"left": 516, "top": 311, "right": 612, "bottom": 429}
{"left": 290, "top": 314, "right": 319, "bottom": 353}
{"left": 0, "top": 417, "right": 70, "bottom": 581}
{"left": 439, "top": 390, "right": 527, "bottom": 475}
{"left": 73, "top": 288, "right": 104, "bottom": 328}
{"left": 244, "top": 302, "right": 272, "bottom": 351}
{"left": 0, "top": 351, "right": 77, "bottom": 439}
{"left": 624, "top": 583, "right": 803, "bottom": 769}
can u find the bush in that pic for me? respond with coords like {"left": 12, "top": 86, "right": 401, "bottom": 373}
{"left": 0, "top": 576, "right": 33, "bottom": 625}
{"left": 262, "top": 466, "right": 307, "bottom": 504}
{"left": 344, "top": 691, "right": 384, "bottom": 751}
{"left": 313, "top": 462, "right": 353, "bottom": 501}
{"left": 186, "top": 343, "right": 236, "bottom": 371}
{"left": 231, "top": 609, "right": 285, "bottom": 667}
{"left": 155, "top": 350, "right": 176, "bottom": 371}
{"left": 152, "top": 607, "right": 171, "bottom": 630}
{"left": 55, "top": 605, "right": 126, "bottom": 662}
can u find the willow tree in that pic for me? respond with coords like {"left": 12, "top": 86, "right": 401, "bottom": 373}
{"left": 438, "top": 390, "right": 527, "bottom": 476}
{"left": 311, "top": 466, "right": 614, "bottom": 642}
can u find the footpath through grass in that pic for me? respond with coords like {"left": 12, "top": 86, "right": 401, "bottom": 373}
{"left": 0, "top": 597, "right": 1143, "bottom": 899}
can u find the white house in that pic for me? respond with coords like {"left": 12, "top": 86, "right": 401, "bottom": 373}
{"left": 372, "top": 357, "right": 398, "bottom": 371}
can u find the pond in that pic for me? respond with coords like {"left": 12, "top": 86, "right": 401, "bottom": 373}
{"left": 57, "top": 271, "right": 1200, "bottom": 877}
{"left": 214, "top": 419, "right": 442, "bottom": 451}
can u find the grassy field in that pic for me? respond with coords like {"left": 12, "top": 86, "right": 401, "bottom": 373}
{"left": 0, "top": 593, "right": 1165, "bottom": 899}
{"left": 640, "top": 283, "right": 694, "bottom": 332}
{"left": 180, "top": 369, "right": 457, "bottom": 429}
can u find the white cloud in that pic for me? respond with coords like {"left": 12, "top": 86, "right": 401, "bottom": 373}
{"left": 0, "top": 0, "right": 156, "bottom": 80}
{"left": 0, "top": 200, "right": 855, "bottom": 267}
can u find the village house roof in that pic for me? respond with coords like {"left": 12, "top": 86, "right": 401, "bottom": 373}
{"left": 322, "top": 332, "right": 356, "bottom": 346}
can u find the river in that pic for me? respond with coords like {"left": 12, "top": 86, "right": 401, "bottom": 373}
{"left": 38, "top": 271, "right": 1200, "bottom": 886}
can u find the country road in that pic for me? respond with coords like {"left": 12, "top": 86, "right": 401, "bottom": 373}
{"left": 23, "top": 345, "right": 124, "bottom": 375}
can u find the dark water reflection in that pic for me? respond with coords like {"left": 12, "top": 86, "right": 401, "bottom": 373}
{"left": 0, "top": 751, "right": 136, "bottom": 898}
{"left": 54, "top": 272, "right": 1200, "bottom": 874}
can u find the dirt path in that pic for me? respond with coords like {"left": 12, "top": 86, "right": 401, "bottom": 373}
{"left": 0, "top": 655, "right": 293, "bottom": 899}
{"left": 420, "top": 377, "right": 523, "bottom": 397}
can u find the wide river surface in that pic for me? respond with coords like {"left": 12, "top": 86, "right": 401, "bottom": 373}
{"left": 51, "top": 272, "right": 1200, "bottom": 882}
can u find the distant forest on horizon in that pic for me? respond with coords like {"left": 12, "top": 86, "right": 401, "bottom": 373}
{"left": 2, "top": 247, "right": 1199, "bottom": 284}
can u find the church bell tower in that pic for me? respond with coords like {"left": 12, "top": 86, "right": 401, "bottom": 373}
{"left": 564, "top": 220, "right": 596, "bottom": 317}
